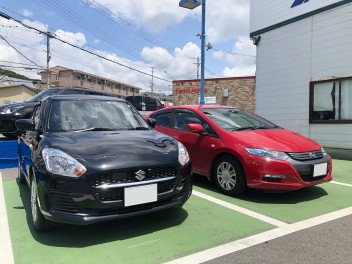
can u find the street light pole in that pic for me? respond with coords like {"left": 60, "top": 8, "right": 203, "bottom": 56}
{"left": 199, "top": 0, "right": 206, "bottom": 105}
{"left": 179, "top": 0, "right": 206, "bottom": 105}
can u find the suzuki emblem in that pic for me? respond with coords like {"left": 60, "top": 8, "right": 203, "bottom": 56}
{"left": 135, "top": 170, "right": 146, "bottom": 181}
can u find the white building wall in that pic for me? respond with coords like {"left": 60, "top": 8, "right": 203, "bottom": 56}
{"left": 251, "top": 0, "right": 342, "bottom": 33}
{"left": 256, "top": 18, "right": 312, "bottom": 136}
{"left": 255, "top": 3, "right": 352, "bottom": 148}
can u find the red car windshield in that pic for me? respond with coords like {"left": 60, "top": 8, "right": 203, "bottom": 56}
{"left": 201, "top": 108, "right": 279, "bottom": 131}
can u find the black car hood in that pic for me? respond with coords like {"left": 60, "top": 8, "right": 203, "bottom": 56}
{"left": 0, "top": 101, "right": 37, "bottom": 111}
{"left": 42, "top": 130, "right": 179, "bottom": 172}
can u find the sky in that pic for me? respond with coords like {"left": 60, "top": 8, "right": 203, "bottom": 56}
{"left": 0, "top": 0, "right": 256, "bottom": 93}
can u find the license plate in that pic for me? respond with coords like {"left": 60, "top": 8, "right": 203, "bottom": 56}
{"left": 124, "top": 184, "right": 157, "bottom": 207}
{"left": 313, "top": 163, "right": 327, "bottom": 177}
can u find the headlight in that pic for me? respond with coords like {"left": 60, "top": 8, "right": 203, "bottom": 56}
{"left": 321, "top": 147, "right": 327, "bottom": 155}
{"left": 0, "top": 107, "right": 22, "bottom": 114}
{"left": 245, "top": 148, "right": 289, "bottom": 161}
{"left": 178, "top": 142, "right": 190, "bottom": 166}
{"left": 0, "top": 108, "right": 15, "bottom": 114}
{"left": 42, "top": 148, "right": 86, "bottom": 177}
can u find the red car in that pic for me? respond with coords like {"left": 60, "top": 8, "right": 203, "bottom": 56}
{"left": 145, "top": 105, "right": 333, "bottom": 196}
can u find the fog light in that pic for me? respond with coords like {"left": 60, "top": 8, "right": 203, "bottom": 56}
{"left": 262, "top": 174, "right": 286, "bottom": 182}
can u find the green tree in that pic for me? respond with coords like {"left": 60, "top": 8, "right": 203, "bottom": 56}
{"left": 0, "top": 68, "right": 32, "bottom": 81}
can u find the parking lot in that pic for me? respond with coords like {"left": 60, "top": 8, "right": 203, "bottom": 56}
{"left": 1, "top": 136, "right": 352, "bottom": 264}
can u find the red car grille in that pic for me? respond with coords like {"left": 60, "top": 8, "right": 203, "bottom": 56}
{"left": 288, "top": 150, "right": 323, "bottom": 161}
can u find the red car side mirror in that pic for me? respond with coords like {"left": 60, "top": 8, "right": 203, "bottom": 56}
{"left": 187, "top": 123, "right": 204, "bottom": 134}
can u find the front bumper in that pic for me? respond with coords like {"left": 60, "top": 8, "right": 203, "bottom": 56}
{"left": 245, "top": 154, "right": 332, "bottom": 191}
{"left": 36, "top": 165, "right": 192, "bottom": 225}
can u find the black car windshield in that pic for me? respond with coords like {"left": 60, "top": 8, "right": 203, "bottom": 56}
{"left": 28, "top": 89, "right": 61, "bottom": 102}
{"left": 47, "top": 99, "right": 149, "bottom": 132}
{"left": 201, "top": 108, "right": 279, "bottom": 131}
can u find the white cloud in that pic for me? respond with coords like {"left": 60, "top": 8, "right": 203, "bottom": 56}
{"left": 92, "top": 0, "right": 191, "bottom": 33}
{"left": 207, "top": 0, "right": 250, "bottom": 43}
{"left": 90, "top": 0, "right": 254, "bottom": 79}
{"left": 22, "top": 9, "right": 33, "bottom": 17}
{"left": 94, "top": 0, "right": 250, "bottom": 42}
{"left": 212, "top": 37, "right": 256, "bottom": 77}
{"left": 0, "top": 0, "right": 255, "bottom": 91}
{"left": 54, "top": 30, "right": 86, "bottom": 47}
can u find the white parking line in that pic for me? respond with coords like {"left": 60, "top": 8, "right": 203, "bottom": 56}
{"left": 330, "top": 181, "right": 352, "bottom": 188}
{"left": 165, "top": 206, "right": 352, "bottom": 264}
{"left": 192, "top": 190, "right": 288, "bottom": 227}
{"left": 0, "top": 172, "right": 15, "bottom": 264}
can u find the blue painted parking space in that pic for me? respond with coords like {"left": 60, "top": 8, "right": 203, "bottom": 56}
{"left": 0, "top": 140, "right": 17, "bottom": 169}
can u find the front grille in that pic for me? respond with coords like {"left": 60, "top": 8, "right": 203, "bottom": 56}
{"left": 295, "top": 163, "right": 330, "bottom": 182}
{"left": 92, "top": 166, "right": 178, "bottom": 186}
{"left": 91, "top": 166, "right": 179, "bottom": 202}
{"left": 288, "top": 150, "right": 323, "bottom": 161}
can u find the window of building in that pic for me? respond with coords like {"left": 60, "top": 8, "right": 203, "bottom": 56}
{"left": 55, "top": 74, "right": 60, "bottom": 81}
{"left": 310, "top": 78, "right": 352, "bottom": 123}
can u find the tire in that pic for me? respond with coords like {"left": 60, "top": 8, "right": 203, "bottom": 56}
{"left": 17, "top": 160, "right": 26, "bottom": 184}
{"left": 213, "top": 156, "right": 247, "bottom": 196}
{"left": 30, "top": 176, "right": 50, "bottom": 231}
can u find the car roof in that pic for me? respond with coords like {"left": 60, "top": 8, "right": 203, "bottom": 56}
{"left": 47, "top": 94, "right": 125, "bottom": 102}
{"left": 159, "top": 104, "right": 238, "bottom": 110}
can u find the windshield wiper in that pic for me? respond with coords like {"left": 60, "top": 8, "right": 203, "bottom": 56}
{"left": 75, "top": 127, "right": 117, "bottom": 132}
{"left": 234, "top": 126, "right": 267, "bottom": 131}
{"left": 128, "top": 127, "right": 149, "bottom": 130}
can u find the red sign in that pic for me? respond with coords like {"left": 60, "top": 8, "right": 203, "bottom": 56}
{"left": 175, "top": 87, "right": 208, "bottom": 94}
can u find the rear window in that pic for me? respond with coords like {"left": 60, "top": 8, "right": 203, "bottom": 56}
{"left": 126, "top": 96, "right": 143, "bottom": 103}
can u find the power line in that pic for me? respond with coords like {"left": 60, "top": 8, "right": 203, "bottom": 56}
{"left": 0, "top": 35, "right": 41, "bottom": 67}
{"left": 0, "top": 65, "right": 42, "bottom": 69}
{"left": 0, "top": 4, "right": 208, "bottom": 81}
{"left": 212, "top": 48, "right": 256, "bottom": 58}
{"left": 0, "top": 12, "right": 172, "bottom": 83}
{"left": 0, "top": 59, "right": 43, "bottom": 67}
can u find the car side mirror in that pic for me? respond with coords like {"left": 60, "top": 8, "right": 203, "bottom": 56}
{"left": 187, "top": 123, "right": 204, "bottom": 134}
{"left": 147, "top": 118, "right": 156, "bottom": 128}
{"left": 16, "top": 119, "right": 34, "bottom": 132}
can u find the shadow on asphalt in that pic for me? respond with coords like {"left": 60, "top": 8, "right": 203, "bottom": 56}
{"left": 192, "top": 174, "right": 328, "bottom": 204}
{"left": 16, "top": 180, "right": 189, "bottom": 247}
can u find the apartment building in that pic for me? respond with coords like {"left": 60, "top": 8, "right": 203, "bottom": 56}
{"left": 38, "top": 66, "right": 142, "bottom": 98}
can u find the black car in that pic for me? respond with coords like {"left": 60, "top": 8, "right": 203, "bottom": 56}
{"left": 16, "top": 95, "right": 192, "bottom": 231}
{"left": 0, "top": 87, "right": 112, "bottom": 138}
{"left": 126, "top": 95, "right": 164, "bottom": 111}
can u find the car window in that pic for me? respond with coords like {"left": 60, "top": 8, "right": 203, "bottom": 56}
{"left": 201, "top": 108, "right": 278, "bottom": 131}
{"left": 87, "top": 91, "right": 108, "bottom": 96}
{"left": 144, "top": 97, "right": 155, "bottom": 105}
{"left": 61, "top": 89, "right": 86, "bottom": 95}
{"left": 174, "top": 110, "right": 217, "bottom": 136}
{"left": 126, "top": 96, "right": 142, "bottom": 103}
{"left": 27, "top": 89, "right": 61, "bottom": 102}
{"left": 175, "top": 111, "right": 202, "bottom": 130}
{"left": 152, "top": 111, "right": 173, "bottom": 128}
{"left": 33, "top": 105, "right": 41, "bottom": 130}
{"left": 47, "top": 100, "right": 148, "bottom": 132}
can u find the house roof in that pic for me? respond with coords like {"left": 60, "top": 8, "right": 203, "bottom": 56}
{"left": 0, "top": 75, "right": 37, "bottom": 90}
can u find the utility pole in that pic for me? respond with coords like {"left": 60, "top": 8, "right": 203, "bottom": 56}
{"left": 151, "top": 67, "right": 155, "bottom": 94}
{"left": 193, "top": 57, "right": 200, "bottom": 79}
{"left": 46, "top": 32, "right": 52, "bottom": 89}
